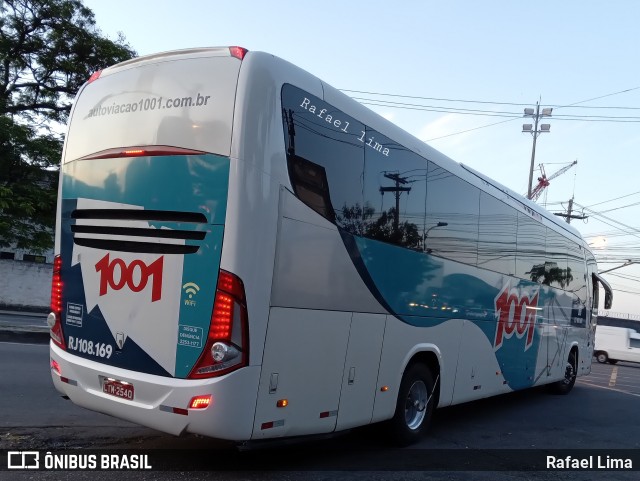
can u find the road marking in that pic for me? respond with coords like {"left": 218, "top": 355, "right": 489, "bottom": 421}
{"left": 609, "top": 366, "right": 618, "bottom": 387}
{"left": 578, "top": 379, "right": 640, "bottom": 398}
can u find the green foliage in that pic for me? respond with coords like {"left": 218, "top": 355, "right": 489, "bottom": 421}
{"left": 0, "top": 0, "right": 136, "bottom": 252}
{"left": 337, "top": 202, "right": 423, "bottom": 250}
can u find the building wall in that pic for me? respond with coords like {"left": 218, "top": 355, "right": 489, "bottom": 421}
{"left": 0, "top": 259, "right": 52, "bottom": 311}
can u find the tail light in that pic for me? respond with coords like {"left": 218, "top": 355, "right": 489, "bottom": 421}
{"left": 87, "top": 70, "right": 102, "bottom": 84}
{"left": 188, "top": 270, "right": 248, "bottom": 378}
{"left": 229, "top": 46, "right": 248, "bottom": 60}
{"left": 48, "top": 255, "right": 66, "bottom": 350}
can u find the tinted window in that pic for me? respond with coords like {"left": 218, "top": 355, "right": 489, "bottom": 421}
{"left": 425, "top": 162, "right": 479, "bottom": 265}
{"left": 567, "top": 241, "right": 587, "bottom": 301}
{"left": 515, "top": 212, "right": 546, "bottom": 282}
{"left": 545, "top": 229, "right": 569, "bottom": 289}
{"left": 282, "top": 84, "right": 365, "bottom": 232}
{"left": 478, "top": 192, "right": 517, "bottom": 275}
{"left": 362, "top": 128, "right": 426, "bottom": 249}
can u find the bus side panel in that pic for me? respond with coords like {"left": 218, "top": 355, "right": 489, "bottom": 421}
{"left": 452, "top": 320, "right": 512, "bottom": 403}
{"left": 252, "top": 307, "right": 351, "bottom": 439}
{"left": 335, "top": 313, "right": 386, "bottom": 431}
{"left": 221, "top": 52, "right": 324, "bottom": 368}
{"left": 372, "top": 318, "right": 464, "bottom": 422}
{"left": 271, "top": 188, "right": 388, "bottom": 314}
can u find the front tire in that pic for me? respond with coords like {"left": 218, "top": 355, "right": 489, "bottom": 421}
{"left": 386, "top": 363, "right": 435, "bottom": 446}
{"left": 596, "top": 352, "right": 608, "bottom": 364}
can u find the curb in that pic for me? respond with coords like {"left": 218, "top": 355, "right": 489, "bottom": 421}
{"left": 0, "top": 310, "right": 49, "bottom": 344}
{"left": 0, "top": 329, "right": 49, "bottom": 344}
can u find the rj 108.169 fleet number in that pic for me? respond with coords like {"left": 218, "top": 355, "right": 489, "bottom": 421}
{"left": 68, "top": 336, "right": 113, "bottom": 359}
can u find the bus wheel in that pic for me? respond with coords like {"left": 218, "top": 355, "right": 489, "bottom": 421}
{"left": 596, "top": 352, "right": 608, "bottom": 364}
{"left": 549, "top": 350, "right": 577, "bottom": 395}
{"left": 387, "top": 363, "right": 435, "bottom": 446}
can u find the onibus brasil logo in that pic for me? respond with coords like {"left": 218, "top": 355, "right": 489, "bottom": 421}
{"left": 493, "top": 282, "right": 539, "bottom": 351}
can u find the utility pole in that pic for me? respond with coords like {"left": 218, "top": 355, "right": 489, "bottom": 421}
{"left": 523, "top": 102, "right": 553, "bottom": 198}
{"left": 380, "top": 172, "right": 411, "bottom": 232}
{"left": 554, "top": 197, "right": 587, "bottom": 224}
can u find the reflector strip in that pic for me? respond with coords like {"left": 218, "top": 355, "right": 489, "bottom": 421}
{"left": 160, "top": 405, "right": 189, "bottom": 416}
{"left": 319, "top": 410, "right": 338, "bottom": 419}
{"left": 60, "top": 377, "right": 77, "bottom": 386}
{"left": 260, "top": 420, "right": 285, "bottom": 430}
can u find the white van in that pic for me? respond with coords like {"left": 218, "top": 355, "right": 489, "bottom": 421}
{"left": 594, "top": 325, "right": 640, "bottom": 364}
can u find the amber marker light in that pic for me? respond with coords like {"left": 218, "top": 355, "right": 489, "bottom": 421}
{"left": 276, "top": 399, "right": 289, "bottom": 408}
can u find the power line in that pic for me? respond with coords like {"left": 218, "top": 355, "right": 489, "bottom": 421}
{"left": 342, "top": 85, "right": 640, "bottom": 140}
{"left": 425, "top": 117, "right": 519, "bottom": 141}
{"left": 355, "top": 98, "right": 640, "bottom": 122}
{"left": 597, "top": 201, "right": 640, "bottom": 214}
{"left": 341, "top": 89, "right": 532, "bottom": 106}
{"left": 341, "top": 87, "right": 640, "bottom": 110}
{"left": 584, "top": 190, "right": 640, "bottom": 209}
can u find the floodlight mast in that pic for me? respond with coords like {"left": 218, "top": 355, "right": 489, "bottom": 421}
{"left": 523, "top": 102, "right": 553, "bottom": 199}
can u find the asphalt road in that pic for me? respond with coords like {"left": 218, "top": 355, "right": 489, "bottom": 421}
{"left": 1, "top": 325, "right": 639, "bottom": 480}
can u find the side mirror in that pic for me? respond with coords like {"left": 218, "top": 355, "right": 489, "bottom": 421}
{"left": 593, "top": 273, "right": 613, "bottom": 310}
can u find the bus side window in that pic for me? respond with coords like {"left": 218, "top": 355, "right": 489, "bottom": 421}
{"left": 287, "top": 155, "right": 335, "bottom": 222}
{"left": 281, "top": 85, "right": 365, "bottom": 232}
{"left": 362, "top": 128, "right": 426, "bottom": 250}
{"left": 425, "top": 161, "right": 480, "bottom": 265}
{"left": 515, "top": 213, "right": 546, "bottom": 282}
{"left": 478, "top": 192, "right": 517, "bottom": 276}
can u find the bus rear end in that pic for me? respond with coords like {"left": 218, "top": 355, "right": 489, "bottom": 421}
{"left": 49, "top": 47, "right": 260, "bottom": 440}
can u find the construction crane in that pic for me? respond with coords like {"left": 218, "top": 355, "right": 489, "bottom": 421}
{"left": 527, "top": 160, "right": 577, "bottom": 201}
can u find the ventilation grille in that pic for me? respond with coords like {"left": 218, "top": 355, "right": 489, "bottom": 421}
{"left": 70, "top": 209, "right": 208, "bottom": 254}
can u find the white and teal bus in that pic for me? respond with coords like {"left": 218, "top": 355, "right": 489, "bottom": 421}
{"left": 49, "top": 46, "right": 613, "bottom": 445}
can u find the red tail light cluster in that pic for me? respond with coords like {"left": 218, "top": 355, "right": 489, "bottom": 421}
{"left": 188, "top": 270, "right": 248, "bottom": 379}
{"left": 48, "top": 255, "right": 66, "bottom": 349}
{"left": 229, "top": 46, "right": 248, "bottom": 61}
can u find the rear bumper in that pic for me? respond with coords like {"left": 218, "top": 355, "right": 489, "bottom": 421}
{"left": 50, "top": 342, "right": 260, "bottom": 441}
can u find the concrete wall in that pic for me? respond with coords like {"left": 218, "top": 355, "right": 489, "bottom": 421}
{"left": 0, "top": 259, "right": 52, "bottom": 311}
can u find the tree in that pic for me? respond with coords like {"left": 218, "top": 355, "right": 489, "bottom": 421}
{"left": 336, "top": 202, "right": 423, "bottom": 250}
{"left": 0, "top": 0, "right": 136, "bottom": 252}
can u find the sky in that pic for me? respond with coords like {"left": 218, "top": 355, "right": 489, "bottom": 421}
{"left": 82, "top": 0, "right": 640, "bottom": 316}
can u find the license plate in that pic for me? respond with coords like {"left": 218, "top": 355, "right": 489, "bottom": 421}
{"left": 102, "top": 378, "right": 134, "bottom": 400}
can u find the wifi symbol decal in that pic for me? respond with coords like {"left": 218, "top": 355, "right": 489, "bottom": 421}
{"left": 182, "top": 282, "right": 200, "bottom": 299}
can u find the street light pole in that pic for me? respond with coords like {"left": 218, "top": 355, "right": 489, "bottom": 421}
{"left": 523, "top": 102, "right": 552, "bottom": 199}
{"left": 423, "top": 222, "right": 448, "bottom": 252}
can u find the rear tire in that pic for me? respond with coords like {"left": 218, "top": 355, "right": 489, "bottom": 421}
{"left": 596, "top": 352, "right": 608, "bottom": 364}
{"left": 549, "top": 349, "right": 577, "bottom": 395}
{"left": 386, "top": 363, "right": 435, "bottom": 446}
